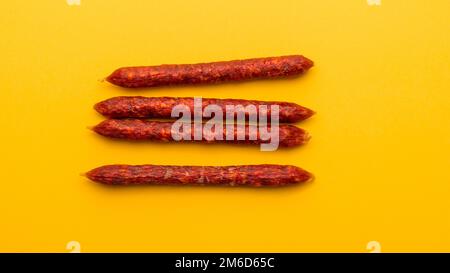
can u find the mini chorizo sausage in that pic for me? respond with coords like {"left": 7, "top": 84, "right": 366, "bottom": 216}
{"left": 86, "top": 164, "right": 313, "bottom": 187}
{"left": 106, "top": 55, "right": 313, "bottom": 88}
{"left": 94, "top": 96, "right": 315, "bottom": 123}
{"left": 92, "top": 119, "right": 310, "bottom": 147}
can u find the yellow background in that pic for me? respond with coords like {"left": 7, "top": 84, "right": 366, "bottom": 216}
{"left": 0, "top": 0, "right": 449, "bottom": 252}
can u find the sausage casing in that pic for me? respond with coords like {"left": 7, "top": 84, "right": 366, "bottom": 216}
{"left": 94, "top": 96, "right": 314, "bottom": 123}
{"left": 92, "top": 119, "right": 310, "bottom": 147}
{"left": 86, "top": 164, "right": 313, "bottom": 186}
{"left": 106, "top": 55, "right": 313, "bottom": 88}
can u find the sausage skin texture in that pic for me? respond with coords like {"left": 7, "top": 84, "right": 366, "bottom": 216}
{"left": 94, "top": 96, "right": 315, "bottom": 123}
{"left": 86, "top": 164, "right": 313, "bottom": 186}
{"left": 92, "top": 119, "right": 310, "bottom": 147}
{"left": 106, "top": 55, "right": 313, "bottom": 88}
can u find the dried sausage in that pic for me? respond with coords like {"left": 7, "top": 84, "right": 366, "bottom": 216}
{"left": 92, "top": 119, "right": 309, "bottom": 147}
{"left": 94, "top": 96, "right": 315, "bottom": 123}
{"left": 86, "top": 164, "right": 313, "bottom": 186}
{"left": 92, "top": 119, "right": 310, "bottom": 147}
{"left": 86, "top": 164, "right": 313, "bottom": 187}
{"left": 107, "top": 55, "right": 313, "bottom": 88}
{"left": 106, "top": 55, "right": 313, "bottom": 88}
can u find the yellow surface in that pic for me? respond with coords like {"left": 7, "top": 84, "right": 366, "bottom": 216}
{"left": 0, "top": 0, "right": 449, "bottom": 253}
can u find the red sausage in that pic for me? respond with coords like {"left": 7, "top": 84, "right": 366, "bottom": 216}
{"left": 106, "top": 55, "right": 313, "bottom": 88}
{"left": 92, "top": 119, "right": 310, "bottom": 147}
{"left": 93, "top": 119, "right": 311, "bottom": 147}
{"left": 94, "top": 96, "right": 315, "bottom": 123}
{"left": 86, "top": 164, "right": 313, "bottom": 186}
